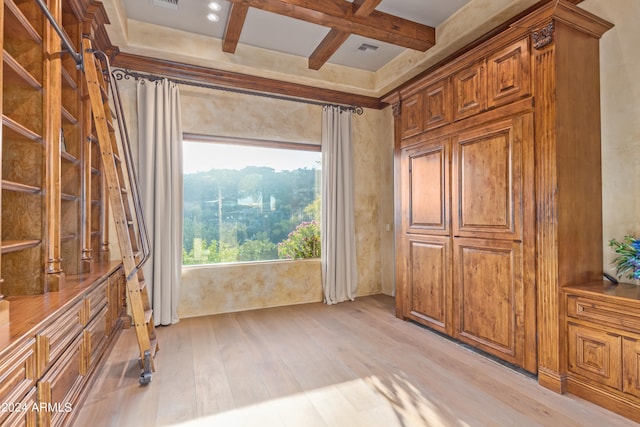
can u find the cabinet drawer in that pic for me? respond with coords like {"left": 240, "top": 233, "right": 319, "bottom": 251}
{"left": 36, "top": 301, "right": 83, "bottom": 376}
{"left": 0, "top": 340, "right": 36, "bottom": 405}
{"left": 567, "top": 295, "right": 640, "bottom": 333}
{"left": 84, "top": 281, "right": 108, "bottom": 325}
{"left": 568, "top": 323, "right": 622, "bottom": 390}
{"left": 37, "top": 335, "right": 84, "bottom": 427}
{"left": 0, "top": 386, "right": 36, "bottom": 427}
{"left": 83, "top": 305, "right": 108, "bottom": 375}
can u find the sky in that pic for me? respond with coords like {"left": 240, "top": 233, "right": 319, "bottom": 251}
{"left": 183, "top": 141, "right": 321, "bottom": 174}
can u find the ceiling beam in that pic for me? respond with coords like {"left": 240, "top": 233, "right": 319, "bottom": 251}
{"left": 308, "top": 0, "right": 381, "bottom": 70}
{"left": 227, "top": 0, "right": 435, "bottom": 52}
{"left": 222, "top": 3, "right": 249, "bottom": 53}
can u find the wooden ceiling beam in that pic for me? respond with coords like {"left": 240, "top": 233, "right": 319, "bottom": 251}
{"left": 308, "top": 0, "right": 381, "bottom": 70}
{"left": 222, "top": 3, "right": 249, "bottom": 53}
{"left": 227, "top": 0, "right": 435, "bottom": 52}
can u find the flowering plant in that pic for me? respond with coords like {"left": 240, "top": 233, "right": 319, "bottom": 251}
{"left": 608, "top": 236, "right": 640, "bottom": 281}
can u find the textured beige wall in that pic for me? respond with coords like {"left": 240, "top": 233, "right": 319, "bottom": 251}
{"left": 112, "top": 80, "right": 394, "bottom": 316}
{"left": 581, "top": 0, "right": 640, "bottom": 283}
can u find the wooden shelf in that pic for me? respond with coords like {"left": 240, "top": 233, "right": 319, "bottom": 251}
{"left": 4, "top": 0, "right": 43, "bottom": 44}
{"left": 61, "top": 150, "right": 79, "bottom": 163}
{"left": 61, "top": 66, "right": 78, "bottom": 90}
{"left": 61, "top": 105, "right": 78, "bottom": 125}
{"left": 61, "top": 234, "right": 78, "bottom": 242}
{"left": 1, "top": 239, "right": 41, "bottom": 255}
{"left": 2, "top": 179, "right": 41, "bottom": 194}
{"left": 61, "top": 192, "right": 78, "bottom": 201}
{"left": 3, "top": 50, "right": 42, "bottom": 89}
{"left": 3, "top": 115, "right": 42, "bottom": 142}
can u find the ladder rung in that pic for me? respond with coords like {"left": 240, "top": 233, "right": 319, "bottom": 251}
{"left": 138, "top": 280, "right": 146, "bottom": 291}
{"left": 144, "top": 309, "right": 153, "bottom": 324}
{"left": 127, "top": 220, "right": 134, "bottom": 226}
{"left": 121, "top": 187, "right": 128, "bottom": 194}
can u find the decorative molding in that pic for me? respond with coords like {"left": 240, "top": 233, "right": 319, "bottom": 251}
{"left": 532, "top": 21, "right": 555, "bottom": 50}
{"left": 112, "top": 52, "right": 383, "bottom": 110}
{"left": 392, "top": 102, "right": 401, "bottom": 117}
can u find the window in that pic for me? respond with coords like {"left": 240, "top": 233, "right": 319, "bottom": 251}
{"left": 183, "top": 137, "right": 321, "bottom": 265}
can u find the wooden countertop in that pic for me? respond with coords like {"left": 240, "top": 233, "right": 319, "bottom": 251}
{"left": 564, "top": 280, "right": 640, "bottom": 303}
{"left": 0, "top": 261, "right": 122, "bottom": 356}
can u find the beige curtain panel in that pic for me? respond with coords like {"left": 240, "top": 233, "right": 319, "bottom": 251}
{"left": 137, "top": 79, "right": 184, "bottom": 325}
{"left": 321, "top": 105, "right": 358, "bottom": 304}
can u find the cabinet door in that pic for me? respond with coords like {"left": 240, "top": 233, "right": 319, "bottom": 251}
{"left": 401, "top": 92, "right": 423, "bottom": 138}
{"left": 487, "top": 38, "right": 531, "bottom": 108}
{"left": 452, "top": 114, "right": 532, "bottom": 240}
{"left": 453, "top": 61, "right": 486, "bottom": 121}
{"left": 453, "top": 238, "right": 527, "bottom": 368}
{"left": 423, "top": 79, "right": 451, "bottom": 131}
{"left": 623, "top": 337, "right": 640, "bottom": 397}
{"left": 568, "top": 323, "right": 622, "bottom": 390}
{"left": 401, "top": 137, "right": 450, "bottom": 236}
{"left": 405, "top": 235, "right": 451, "bottom": 335}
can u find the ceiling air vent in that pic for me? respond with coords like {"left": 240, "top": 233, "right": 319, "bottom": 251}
{"left": 357, "top": 43, "right": 379, "bottom": 52}
{"left": 151, "top": 0, "right": 178, "bottom": 9}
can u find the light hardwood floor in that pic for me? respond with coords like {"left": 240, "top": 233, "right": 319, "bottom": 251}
{"left": 72, "top": 295, "right": 638, "bottom": 426}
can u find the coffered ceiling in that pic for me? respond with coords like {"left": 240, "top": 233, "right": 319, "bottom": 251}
{"left": 102, "top": 0, "right": 567, "bottom": 99}
{"left": 122, "top": 0, "right": 470, "bottom": 72}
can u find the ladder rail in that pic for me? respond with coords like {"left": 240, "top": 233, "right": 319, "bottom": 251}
{"left": 93, "top": 50, "right": 152, "bottom": 280}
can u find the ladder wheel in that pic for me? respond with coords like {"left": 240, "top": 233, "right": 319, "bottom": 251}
{"left": 139, "top": 371, "right": 152, "bottom": 385}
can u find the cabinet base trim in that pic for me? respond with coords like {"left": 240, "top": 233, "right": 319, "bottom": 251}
{"left": 538, "top": 366, "right": 567, "bottom": 393}
{"left": 567, "top": 375, "right": 640, "bottom": 424}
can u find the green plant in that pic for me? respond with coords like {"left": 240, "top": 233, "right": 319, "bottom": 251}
{"left": 608, "top": 235, "right": 640, "bottom": 280}
{"left": 278, "top": 220, "right": 320, "bottom": 260}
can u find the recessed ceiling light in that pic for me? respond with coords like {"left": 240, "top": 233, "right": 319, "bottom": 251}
{"left": 207, "top": 12, "right": 220, "bottom": 22}
{"left": 208, "top": 1, "right": 221, "bottom": 11}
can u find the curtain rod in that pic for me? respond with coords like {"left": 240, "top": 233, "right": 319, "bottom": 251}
{"left": 111, "top": 69, "right": 364, "bottom": 115}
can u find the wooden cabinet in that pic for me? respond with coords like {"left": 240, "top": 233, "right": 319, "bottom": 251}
{"left": 0, "top": 265, "right": 125, "bottom": 427}
{"left": 564, "top": 283, "right": 640, "bottom": 423}
{"left": 388, "top": 1, "right": 611, "bottom": 382}
{"left": 398, "top": 111, "right": 536, "bottom": 372}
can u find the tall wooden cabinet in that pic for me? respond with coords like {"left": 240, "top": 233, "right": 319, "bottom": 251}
{"left": 0, "top": 0, "right": 124, "bottom": 425}
{"left": 386, "top": 0, "right": 612, "bottom": 388}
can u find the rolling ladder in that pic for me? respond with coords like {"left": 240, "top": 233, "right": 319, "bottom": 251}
{"left": 82, "top": 38, "right": 158, "bottom": 385}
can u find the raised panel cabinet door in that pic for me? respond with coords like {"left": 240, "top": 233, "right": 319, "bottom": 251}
{"left": 623, "top": 337, "right": 640, "bottom": 397}
{"left": 452, "top": 114, "right": 532, "bottom": 240}
{"left": 567, "top": 323, "right": 622, "bottom": 390}
{"left": 401, "top": 92, "right": 423, "bottom": 138}
{"left": 453, "top": 238, "right": 530, "bottom": 370}
{"left": 405, "top": 235, "right": 452, "bottom": 335}
{"left": 401, "top": 137, "right": 450, "bottom": 236}
{"left": 423, "top": 79, "right": 452, "bottom": 131}
{"left": 453, "top": 61, "right": 486, "bottom": 121}
{"left": 487, "top": 37, "right": 531, "bottom": 108}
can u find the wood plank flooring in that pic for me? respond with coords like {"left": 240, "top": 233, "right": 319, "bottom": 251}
{"left": 72, "top": 295, "right": 639, "bottom": 426}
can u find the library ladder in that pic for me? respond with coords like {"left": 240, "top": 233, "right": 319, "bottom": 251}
{"left": 82, "top": 38, "right": 158, "bottom": 385}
